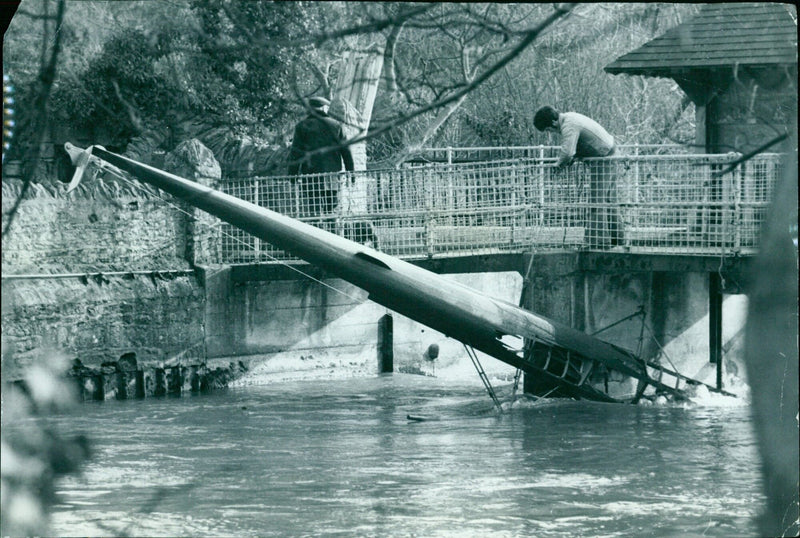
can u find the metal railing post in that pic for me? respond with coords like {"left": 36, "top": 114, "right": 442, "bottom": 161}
{"left": 538, "top": 145, "right": 545, "bottom": 225}
{"left": 733, "top": 161, "right": 743, "bottom": 251}
{"left": 701, "top": 164, "right": 711, "bottom": 247}
{"left": 447, "top": 158, "right": 454, "bottom": 226}
{"left": 510, "top": 163, "right": 518, "bottom": 246}
{"left": 335, "top": 172, "right": 344, "bottom": 237}
{"left": 424, "top": 169, "right": 435, "bottom": 257}
{"left": 254, "top": 179, "right": 261, "bottom": 260}
{"left": 294, "top": 179, "right": 301, "bottom": 217}
{"left": 633, "top": 143, "right": 640, "bottom": 228}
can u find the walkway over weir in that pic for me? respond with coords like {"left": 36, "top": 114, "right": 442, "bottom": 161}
{"left": 215, "top": 147, "right": 782, "bottom": 275}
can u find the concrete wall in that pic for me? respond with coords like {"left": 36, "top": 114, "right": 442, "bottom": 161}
{"left": 206, "top": 270, "right": 522, "bottom": 384}
{"left": 525, "top": 254, "right": 747, "bottom": 392}
{"left": 583, "top": 270, "right": 745, "bottom": 384}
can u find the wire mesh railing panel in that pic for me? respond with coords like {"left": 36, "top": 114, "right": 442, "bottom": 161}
{"left": 735, "top": 154, "right": 782, "bottom": 249}
{"left": 212, "top": 152, "right": 782, "bottom": 264}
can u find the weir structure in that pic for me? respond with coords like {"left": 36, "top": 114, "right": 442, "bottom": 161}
{"left": 63, "top": 143, "right": 769, "bottom": 403}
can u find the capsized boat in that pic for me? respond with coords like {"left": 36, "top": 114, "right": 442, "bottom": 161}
{"left": 64, "top": 143, "right": 735, "bottom": 404}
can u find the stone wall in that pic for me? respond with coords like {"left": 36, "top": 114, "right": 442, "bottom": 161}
{"left": 1, "top": 274, "right": 204, "bottom": 379}
{"left": 1, "top": 160, "right": 204, "bottom": 378}
{"left": 1, "top": 178, "right": 190, "bottom": 274}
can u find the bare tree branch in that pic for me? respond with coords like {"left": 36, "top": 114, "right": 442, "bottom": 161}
{"left": 345, "top": 4, "right": 576, "bottom": 158}
{"left": 285, "top": 4, "right": 574, "bottom": 168}
{"left": 111, "top": 80, "right": 144, "bottom": 134}
{"left": 307, "top": 4, "right": 435, "bottom": 47}
{"left": 382, "top": 18, "right": 405, "bottom": 92}
{"left": 712, "top": 133, "right": 790, "bottom": 178}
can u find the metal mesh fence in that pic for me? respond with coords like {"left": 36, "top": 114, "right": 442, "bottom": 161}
{"left": 215, "top": 152, "right": 782, "bottom": 264}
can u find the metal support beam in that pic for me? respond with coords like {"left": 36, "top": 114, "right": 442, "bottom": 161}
{"left": 709, "top": 272, "right": 723, "bottom": 390}
{"left": 464, "top": 344, "right": 503, "bottom": 413}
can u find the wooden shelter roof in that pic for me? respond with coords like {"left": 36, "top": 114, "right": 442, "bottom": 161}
{"left": 605, "top": 3, "right": 797, "bottom": 76}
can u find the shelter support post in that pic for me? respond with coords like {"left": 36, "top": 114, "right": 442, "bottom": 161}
{"left": 709, "top": 272, "right": 723, "bottom": 390}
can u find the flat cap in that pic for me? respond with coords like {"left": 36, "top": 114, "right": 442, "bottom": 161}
{"left": 308, "top": 96, "right": 331, "bottom": 109}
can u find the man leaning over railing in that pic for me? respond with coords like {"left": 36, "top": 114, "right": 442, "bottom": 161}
{"left": 534, "top": 105, "right": 621, "bottom": 249}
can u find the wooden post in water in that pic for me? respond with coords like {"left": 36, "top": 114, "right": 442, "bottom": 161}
{"left": 168, "top": 366, "right": 182, "bottom": 396}
{"left": 115, "top": 370, "right": 128, "bottom": 400}
{"left": 91, "top": 373, "right": 104, "bottom": 401}
{"left": 134, "top": 369, "right": 145, "bottom": 398}
{"left": 199, "top": 366, "right": 210, "bottom": 393}
{"left": 709, "top": 272, "right": 723, "bottom": 390}
{"left": 154, "top": 368, "right": 166, "bottom": 397}
{"left": 378, "top": 314, "right": 394, "bottom": 373}
{"left": 190, "top": 365, "right": 200, "bottom": 393}
{"left": 74, "top": 375, "right": 85, "bottom": 402}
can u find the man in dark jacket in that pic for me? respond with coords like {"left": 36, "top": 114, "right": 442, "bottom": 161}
{"left": 288, "top": 96, "right": 355, "bottom": 218}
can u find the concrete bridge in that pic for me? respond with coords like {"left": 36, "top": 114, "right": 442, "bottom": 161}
{"left": 202, "top": 146, "right": 783, "bottom": 387}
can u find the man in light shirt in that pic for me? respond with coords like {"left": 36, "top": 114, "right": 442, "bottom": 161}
{"left": 534, "top": 105, "right": 621, "bottom": 249}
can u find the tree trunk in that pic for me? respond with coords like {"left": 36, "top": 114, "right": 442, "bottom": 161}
{"left": 332, "top": 49, "right": 383, "bottom": 216}
{"left": 332, "top": 49, "right": 383, "bottom": 171}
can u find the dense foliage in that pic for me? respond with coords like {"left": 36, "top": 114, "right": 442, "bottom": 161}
{"left": 50, "top": 28, "right": 178, "bottom": 143}
{"left": 4, "top": 1, "right": 699, "bottom": 170}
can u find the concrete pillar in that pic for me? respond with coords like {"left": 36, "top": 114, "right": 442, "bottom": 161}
{"left": 521, "top": 254, "right": 580, "bottom": 396}
{"left": 378, "top": 314, "right": 393, "bottom": 373}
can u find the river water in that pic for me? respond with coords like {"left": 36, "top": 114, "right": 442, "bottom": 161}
{"left": 37, "top": 372, "right": 763, "bottom": 537}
